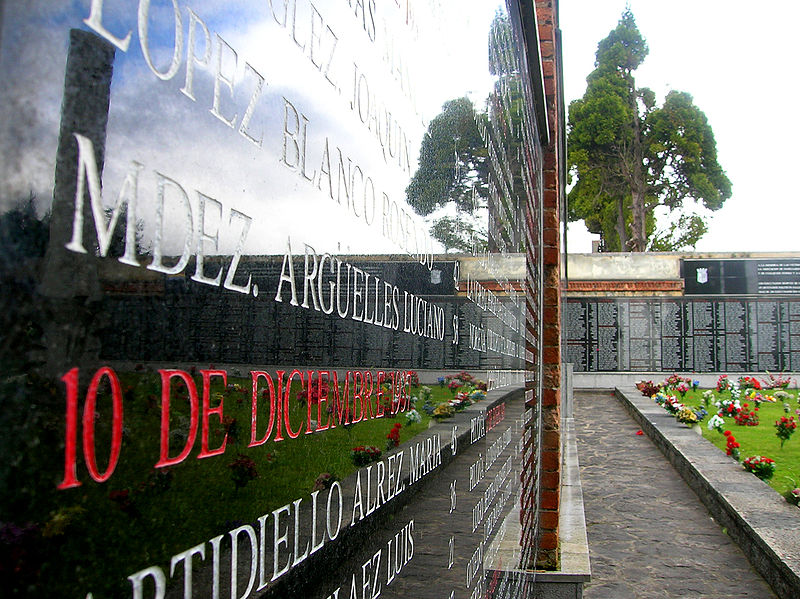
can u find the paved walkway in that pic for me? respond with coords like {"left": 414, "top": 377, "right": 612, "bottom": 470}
{"left": 574, "top": 390, "right": 777, "bottom": 598}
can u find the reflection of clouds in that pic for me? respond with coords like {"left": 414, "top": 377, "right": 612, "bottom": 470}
{"left": 0, "top": 0, "right": 505, "bottom": 259}
{"left": 0, "top": 2, "right": 71, "bottom": 211}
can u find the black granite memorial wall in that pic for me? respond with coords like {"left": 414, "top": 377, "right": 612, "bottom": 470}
{"left": 0, "top": 1, "right": 548, "bottom": 598}
{"left": 566, "top": 297, "right": 800, "bottom": 373}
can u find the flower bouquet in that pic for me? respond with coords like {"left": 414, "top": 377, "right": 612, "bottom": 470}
{"left": 738, "top": 376, "right": 761, "bottom": 391}
{"left": 407, "top": 371, "right": 420, "bottom": 387}
{"left": 692, "top": 407, "right": 708, "bottom": 423}
{"left": 405, "top": 409, "right": 422, "bottom": 424}
{"left": 469, "top": 389, "right": 486, "bottom": 402}
{"left": 775, "top": 416, "right": 797, "bottom": 449}
{"left": 313, "top": 472, "right": 338, "bottom": 491}
{"left": 762, "top": 372, "right": 794, "bottom": 390}
{"left": 723, "top": 430, "right": 740, "bottom": 461}
{"left": 733, "top": 403, "right": 759, "bottom": 426}
{"left": 351, "top": 445, "right": 382, "bottom": 467}
{"left": 707, "top": 414, "right": 725, "bottom": 433}
{"left": 742, "top": 455, "right": 776, "bottom": 480}
{"left": 635, "top": 380, "right": 661, "bottom": 397}
{"left": 228, "top": 454, "right": 259, "bottom": 490}
{"left": 419, "top": 386, "right": 432, "bottom": 402}
{"left": 386, "top": 423, "right": 402, "bottom": 449}
{"left": 662, "top": 395, "right": 685, "bottom": 415}
{"left": 663, "top": 373, "right": 690, "bottom": 389}
{"left": 676, "top": 407, "right": 698, "bottom": 427}
{"left": 716, "top": 398, "right": 741, "bottom": 418}
{"left": 449, "top": 396, "right": 470, "bottom": 412}
{"left": 433, "top": 402, "right": 455, "bottom": 420}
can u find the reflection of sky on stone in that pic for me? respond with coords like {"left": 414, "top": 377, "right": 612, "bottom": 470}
{"left": 1, "top": 0, "right": 505, "bottom": 256}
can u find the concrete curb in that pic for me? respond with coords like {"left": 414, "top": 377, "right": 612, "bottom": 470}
{"left": 615, "top": 387, "right": 800, "bottom": 599}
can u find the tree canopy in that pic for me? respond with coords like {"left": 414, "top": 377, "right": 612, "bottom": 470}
{"left": 405, "top": 97, "right": 490, "bottom": 253}
{"left": 567, "top": 10, "right": 732, "bottom": 251}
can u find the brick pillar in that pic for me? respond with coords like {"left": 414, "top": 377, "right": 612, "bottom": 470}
{"left": 535, "top": 0, "right": 563, "bottom": 570}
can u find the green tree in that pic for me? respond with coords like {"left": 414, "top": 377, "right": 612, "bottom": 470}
{"left": 406, "top": 97, "right": 489, "bottom": 252}
{"left": 567, "top": 10, "right": 732, "bottom": 251}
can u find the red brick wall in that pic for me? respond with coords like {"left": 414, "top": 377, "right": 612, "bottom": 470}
{"left": 535, "top": 0, "right": 562, "bottom": 570}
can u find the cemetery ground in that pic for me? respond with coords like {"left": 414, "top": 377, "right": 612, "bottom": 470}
{"left": 636, "top": 376, "right": 800, "bottom": 501}
{"left": 575, "top": 389, "right": 779, "bottom": 598}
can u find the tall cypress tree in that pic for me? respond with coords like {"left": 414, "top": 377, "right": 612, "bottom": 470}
{"left": 568, "top": 10, "right": 732, "bottom": 251}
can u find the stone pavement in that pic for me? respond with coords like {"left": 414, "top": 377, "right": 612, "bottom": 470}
{"left": 573, "top": 390, "right": 777, "bottom": 599}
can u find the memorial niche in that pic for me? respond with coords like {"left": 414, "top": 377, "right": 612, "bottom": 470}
{"left": 0, "top": 1, "right": 542, "bottom": 598}
{"left": 565, "top": 297, "right": 800, "bottom": 374}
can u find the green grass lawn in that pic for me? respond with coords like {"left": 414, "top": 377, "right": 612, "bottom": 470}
{"left": 663, "top": 388, "right": 800, "bottom": 497}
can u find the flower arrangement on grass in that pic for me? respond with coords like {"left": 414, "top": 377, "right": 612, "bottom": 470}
{"left": 447, "top": 379, "right": 462, "bottom": 393}
{"left": 386, "top": 423, "right": 402, "bottom": 449}
{"left": 312, "top": 472, "right": 338, "bottom": 491}
{"left": 723, "top": 430, "right": 740, "bottom": 461}
{"left": 455, "top": 371, "right": 474, "bottom": 384}
{"left": 351, "top": 445, "right": 382, "bottom": 467}
{"left": 716, "top": 398, "right": 741, "bottom": 418}
{"left": 405, "top": 409, "right": 422, "bottom": 424}
{"left": 636, "top": 380, "right": 661, "bottom": 397}
{"left": 407, "top": 371, "right": 420, "bottom": 387}
{"left": 228, "top": 454, "right": 258, "bottom": 491}
{"left": 652, "top": 391, "right": 668, "bottom": 406}
{"left": 220, "top": 415, "right": 239, "bottom": 443}
{"left": 733, "top": 403, "right": 760, "bottom": 426}
{"left": 702, "top": 390, "right": 715, "bottom": 409}
{"left": 663, "top": 374, "right": 692, "bottom": 391}
{"left": 707, "top": 414, "right": 725, "bottom": 433}
{"left": 742, "top": 455, "right": 776, "bottom": 480}
{"left": 675, "top": 381, "right": 690, "bottom": 398}
{"left": 743, "top": 390, "right": 775, "bottom": 407}
{"left": 775, "top": 416, "right": 797, "bottom": 449}
{"left": 762, "top": 372, "right": 794, "bottom": 390}
{"left": 469, "top": 389, "right": 486, "bottom": 402}
{"left": 449, "top": 394, "right": 470, "bottom": 411}
{"left": 433, "top": 402, "right": 455, "bottom": 420}
{"left": 785, "top": 487, "right": 800, "bottom": 507}
{"left": 716, "top": 375, "right": 730, "bottom": 392}
{"left": 296, "top": 376, "right": 330, "bottom": 406}
{"left": 662, "top": 395, "right": 685, "bottom": 415}
{"left": 676, "top": 407, "right": 698, "bottom": 426}
{"left": 738, "top": 376, "right": 761, "bottom": 391}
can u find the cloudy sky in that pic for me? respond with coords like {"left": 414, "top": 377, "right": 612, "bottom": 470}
{"left": 0, "top": 0, "right": 509, "bottom": 260}
{"left": 560, "top": 0, "right": 800, "bottom": 253}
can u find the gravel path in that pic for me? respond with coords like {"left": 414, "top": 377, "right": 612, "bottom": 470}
{"left": 574, "top": 390, "right": 777, "bottom": 598}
